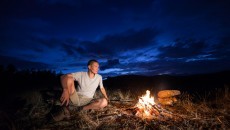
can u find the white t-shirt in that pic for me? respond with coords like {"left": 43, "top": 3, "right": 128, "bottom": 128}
{"left": 71, "top": 72, "right": 103, "bottom": 98}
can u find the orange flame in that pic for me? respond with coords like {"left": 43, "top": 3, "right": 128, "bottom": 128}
{"left": 136, "top": 90, "right": 155, "bottom": 119}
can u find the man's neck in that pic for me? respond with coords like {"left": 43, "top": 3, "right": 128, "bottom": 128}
{"left": 87, "top": 71, "right": 95, "bottom": 79}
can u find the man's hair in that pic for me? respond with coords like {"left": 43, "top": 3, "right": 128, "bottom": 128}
{"left": 87, "top": 59, "right": 98, "bottom": 66}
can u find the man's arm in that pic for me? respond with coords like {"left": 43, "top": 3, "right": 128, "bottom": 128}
{"left": 60, "top": 74, "right": 74, "bottom": 90}
{"left": 100, "top": 87, "right": 109, "bottom": 101}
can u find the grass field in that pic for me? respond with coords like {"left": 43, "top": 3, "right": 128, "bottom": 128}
{"left": 1, "top": 85, "right": 229, "bottom": 130}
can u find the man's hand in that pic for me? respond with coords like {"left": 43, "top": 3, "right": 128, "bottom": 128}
{"left": 60, "top": 89, "right": 70, "bottom": 106}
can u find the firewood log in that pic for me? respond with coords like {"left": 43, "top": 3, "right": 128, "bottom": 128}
{"left": 158, "top": 97, "right": 177, "bottom": 105}
{"left": 157, "top": 90, "right": 181, "bottom": 98}
{"left": 157, "top": 98, "right": 173, "bottom": 105}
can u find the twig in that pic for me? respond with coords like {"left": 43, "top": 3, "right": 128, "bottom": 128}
{"left": 217, "top": 117, "right": 222, "bottom": 124}
{"left": 110, "top": 99, "right": 134, "bottom": 102}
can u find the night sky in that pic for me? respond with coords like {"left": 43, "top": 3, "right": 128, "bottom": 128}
{"left": 1, "top": 0, "right": 230, "bottom": 77}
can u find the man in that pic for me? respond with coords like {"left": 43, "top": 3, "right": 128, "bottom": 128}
{"left": 51, "top": 59, "right": 109, "bottom": 121}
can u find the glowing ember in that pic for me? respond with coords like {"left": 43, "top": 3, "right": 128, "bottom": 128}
{"left": 135, "top": 90, "right": 156, "bottom": 119}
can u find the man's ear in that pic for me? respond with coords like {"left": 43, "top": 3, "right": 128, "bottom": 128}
{"left": 88, "top": 65, "right": 90, "bottom": 70}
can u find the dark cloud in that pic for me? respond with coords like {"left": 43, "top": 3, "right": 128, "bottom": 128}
{"left": 158, "top": 38, "right": 208, "bottom": 59}
{"left": 49, "top": 28, "right": 159, "bottom": 59}
{"left": 81, "top": 28, "right": 159, "bottom": 57}
{"left": 100, "top": 59, "right": 120, "bottom": 70}
{"left": 61, "top": 42, "right": 86, "bottom": 57}
{"left": 30, "top": 37, "right": 62, "bottom": 48}
{"left": 209, "top": 37, "right": 230, "bottom": 59}
{"left": 123, "top": 58, "right": 230, "bottom": 76}
{"left": 61, "top": 43, "right": 78, "bottom": 56}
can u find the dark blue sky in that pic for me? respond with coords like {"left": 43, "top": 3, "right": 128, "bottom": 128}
{"left": 1, "top": 0, "right": 230, "bottom": 77}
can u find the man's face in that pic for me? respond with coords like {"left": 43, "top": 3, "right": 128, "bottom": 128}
{"left": 88, "top": 62, "right": 99, "bottom": 74}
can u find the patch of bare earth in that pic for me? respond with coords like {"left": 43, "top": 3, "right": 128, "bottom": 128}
{"left": 1, "top": 86, "right": 229, "bottom": 130}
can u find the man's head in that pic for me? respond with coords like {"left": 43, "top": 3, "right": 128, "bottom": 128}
{"left": 87, "top": 59, "right": 99, "bottom": 74}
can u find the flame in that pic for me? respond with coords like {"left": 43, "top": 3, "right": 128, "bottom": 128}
{"left": 136, "top": 90, "right": 156, "bottom": 119}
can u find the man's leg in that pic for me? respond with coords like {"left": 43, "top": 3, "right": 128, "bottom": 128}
{"left": 83, "top": 98, "right": 108, "bottom": 110}
{"left": 49, "top": 76, "right": 79, "bottom": 122}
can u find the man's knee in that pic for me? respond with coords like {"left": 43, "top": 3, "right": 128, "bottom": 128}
{"left": 99, "top": 98, "right": 108, "bottom": 108}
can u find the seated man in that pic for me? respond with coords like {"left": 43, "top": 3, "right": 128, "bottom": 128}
{"left": 51, "top": 59, "right": 109, "bottom": 121}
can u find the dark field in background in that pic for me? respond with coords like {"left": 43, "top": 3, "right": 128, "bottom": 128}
{"left": 104, "top": 71, "right": 230, "bottom": 96}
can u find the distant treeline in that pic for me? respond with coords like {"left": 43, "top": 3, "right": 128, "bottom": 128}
{"left": 0, "top": 64, "right": 62, "bottom": 93}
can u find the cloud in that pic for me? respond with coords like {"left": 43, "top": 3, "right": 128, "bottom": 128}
{"left": 80, "top": 28, "right": 159, "bottom": 57}
{"left": 121, "top": 57, "right": 230, "bottom": 76}
{"left": 209, "top": 37, "right": 230, "bottom": 59}
{"left": 42, "top": 28, "right": 159, "bottom": 61}
{"left": 157, "top": 38, "right": 208, "bottom": 59}
{"left": 100, "top": 59, "right": 120, "bottom": 70}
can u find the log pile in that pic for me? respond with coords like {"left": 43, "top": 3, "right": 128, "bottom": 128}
{"left": 157, "top": 90, "right": 181, "bottom": 105}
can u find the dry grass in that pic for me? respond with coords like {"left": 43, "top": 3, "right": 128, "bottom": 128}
{"left": 1, "top": 86, "right": 229, "bottom": 130}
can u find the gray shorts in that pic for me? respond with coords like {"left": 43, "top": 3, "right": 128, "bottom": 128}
{"left": 70, "top": 90, "right": 93, "bottom": 106}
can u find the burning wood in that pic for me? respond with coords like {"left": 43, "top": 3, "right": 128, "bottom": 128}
{"left": 101, "top": 90, "right": 180, "bottom": 121}
{"left": 135, "top": 90, "right": 156, "bottom": 119}
{"left": 133, "top": 90, "right": 175, "bottom": 120}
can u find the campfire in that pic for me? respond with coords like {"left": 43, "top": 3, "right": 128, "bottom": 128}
{"left": 134, "top": 90, "right": 175, "bottom": 120}
{"left": 112, "top": 89, "right": 180, "bottom": 121}
{"left": 135, "top": 90, "right": 158, "bottom": 119}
